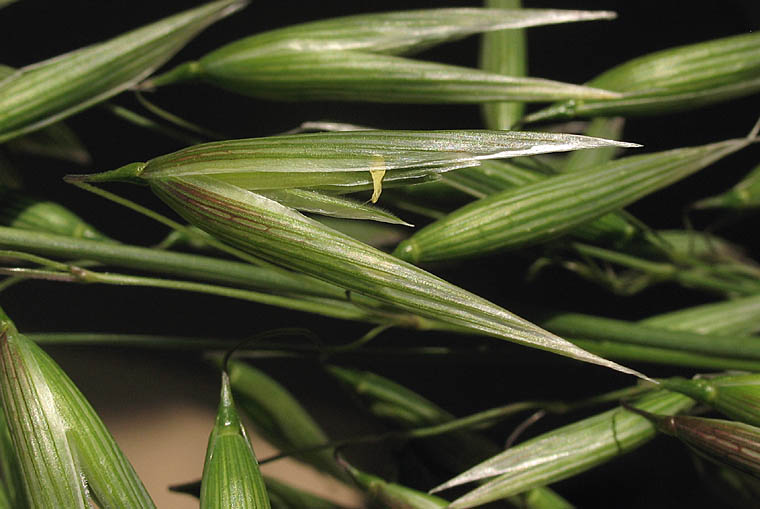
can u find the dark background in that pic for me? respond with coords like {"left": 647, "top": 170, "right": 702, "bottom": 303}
{"left": 1, "top": 1, "right": 760, "bottom": 507}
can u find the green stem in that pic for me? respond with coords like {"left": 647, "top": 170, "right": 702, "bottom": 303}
{"left": 0, "top": 227, "right": 345, "bottom": 299}
{"left": 572, "top": 338, "right": 760, "bottom": 372}
{"left": 134, "top": 91, "right": 225, "bottom": 140}
{"left": 259, "top": 384, "right": 655, "bottom": 464}
{"left": 572, "top": 242, "right": 760, "bottom": 295}
{"left": 32, "top": 263, "right": 380, "bottom": 323}
{"left": 102, "top": 103, "right": 203, "bottom": 146}
{"left": 541, "top": 312, "right": 760, "bottom": 361}
{"left": 69, "top": 181, "right": 271, "bottom": 269}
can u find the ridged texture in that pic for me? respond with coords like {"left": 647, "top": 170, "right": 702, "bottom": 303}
{"left": 662, "top": 375, "right": 760, "bottom": 427}
{"left": 0, "top": 307, "right": 155, "bottom": 508}
{"left": 394, "top": 137, "right": 749, "bottom": 263}
{"left": 131, "top": 129, "right": 639, "bottom": 185}
{"left": 148, "top": 7, "right": 618, "bottom": 104}
{"left": 526, "top": 31, "right": 760, "bottom": 122}
{"left": 641, "top": 293, "right": 760, "bottom": 336}
{"left": 0, "top": 64, "right": 89, "bottom": 165}
{"left": 440, "top": 159, "right": 544, "bottom": 198}
{"left": 201, "top": 372, "right": 270, "bottom": 509}
{"left": 0, "top": 0, "right": 247, "bottom": 142}
{"left": 480, "top": 0, "right": 528, "bottom": 129}
{"left": 189, "top": 8, "right": 616, "bottom": 58}
{"left": 540, "top": 312, "right": 760, "bottom": 362}
{"left": 190, "top": 49, "right": 618, "bottom": 104}
{"left": 149, "top": 175, "right": 644, "bottom": 377}
{"left": 434, "top": 390, "right": 694, "bottom": 508}
{"left": 644, "top": 412, "right": 760, "bottom": 481}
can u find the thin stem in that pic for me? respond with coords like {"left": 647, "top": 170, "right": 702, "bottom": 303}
{"left": 326, "top": 324, "right": 392, "bottom": 353}
{"left": 68, "top": 263, "right": 383, "bottom": 322}
{"left": 0, "top": 227, "right": 345, "bottom": 299}
{"left": 258, "top": 384, "right": 655, "bottom": 465}
{"left": 0, "top": 248, "right": 380, "bottom": 322}
{"left": 102, "top": 103, "right": 202, "bottom": 146}
{"left": 135, "top": 91, "right": 226, "bottom": 141}
{"left": 70, "top": 181, "right": 270, "bottom": 268}
{"left": 572, "top": 242, "right": 760, "bottom": 295}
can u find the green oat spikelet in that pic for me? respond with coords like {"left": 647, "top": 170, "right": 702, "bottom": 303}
{"left": 201, "top": 371, "right": 270, "bottom": 509}
{"left": 146, "top": 8, "right": 620, "bottom": 105}
{"left": 0, "top": 0, "right": 247, "bottom": 142}
{"left": 0, "top": 306, "right": 155, "bottom": 508}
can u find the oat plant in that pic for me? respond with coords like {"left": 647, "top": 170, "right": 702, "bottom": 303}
{"left": 0, "top": 1, "right": 758, "bottom": 508}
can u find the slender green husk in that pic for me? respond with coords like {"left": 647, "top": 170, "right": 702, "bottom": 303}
{"left": 537, "top": 292, "right": 760, "bottom": 370}
{"left": 694, "top": 161, "right": 760, "bottom": 209}
{"left": 201, "top": 372, "right": 270, "bottom": 509}
{"left": 480, "top": 0, "right": 527, "bottom": 129}
{"left": 660, "top": 374, "right": 760, "bottom": 427}
{"left": 539, "top": 312, "right": 760, "bottom": 362}
{"left": 264, "top": 477, "right": 345, "bottom": 509}
{"left": 0, "top": 64, "right": 89, "bottom": 165}
{"left": 327, "top": 366, "right": 573, "bottom": 509}
{"left": 441, "top": 119, "right": 637, "bottom": 247}
{"left": 567, "top": 122, "right": 641, "bottom": 245}
{"left": 72, "top": 131, "right": 648, "bottom": 377}
{"left": 154, "top": 7, "right": 615, "bottom": 60}
{"left": 0, "top": 306, "right": 155, "bottom": 508}
{"left": 394, "top": 134, "right": 753, "bottom": 263}
{"left": 433, "top": 390, "right": 694, "bottom": 508}
{"left": 625, "top": 407, "right": 760, "bottom": 481}
{"left": 0, "top": 190, "right": 110, "bottom": 241}
{"left": 150, "top": 49, "right": 619, "bottom": 105}
{"left": 146, "top": 8, "right": 618, "bottom": 104}
{"left": 338, "top": 458, "right": 449, "bottom": 508}
{"left": 152, "top": 176, "right": 643, "bottom": 376}
{"left": 525, "top": 31, "right": 760, "bottom": 122}
{"left": 571, "top": 339, "right": 760, "bottom": 372}
{"left": 0, "top": 0, "right": 247, "bottom": 143}
{"left": 641, "top": 293, "right": 760, "bottom": 336}
{"left": 221, "top": 359, "right": 349, "bottom": 482}
{"left": 78, "top": 129, "right": 638, "bottom": 190}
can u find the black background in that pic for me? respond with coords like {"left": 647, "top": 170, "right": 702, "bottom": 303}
{"left": 2, "top": 1, "right": 760, "bottom": 507}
